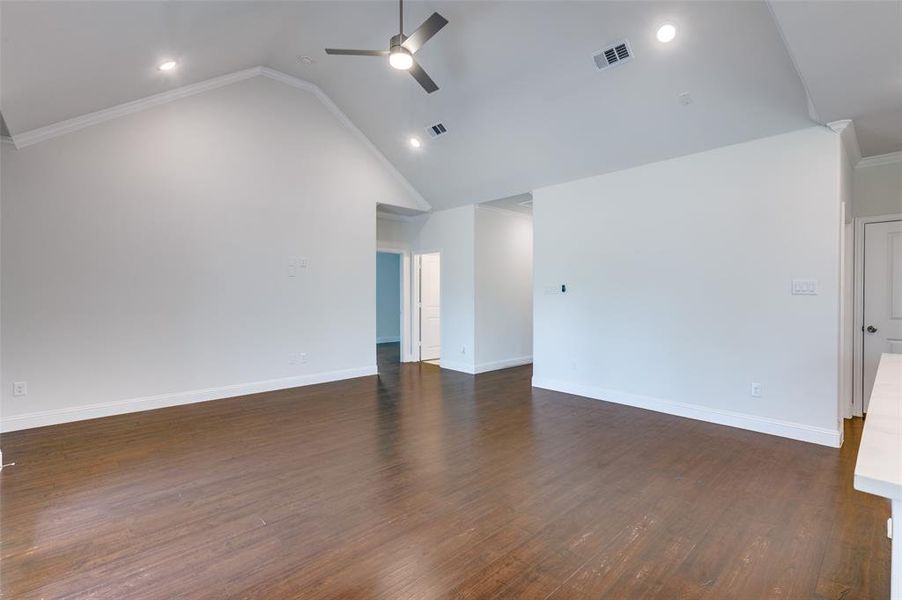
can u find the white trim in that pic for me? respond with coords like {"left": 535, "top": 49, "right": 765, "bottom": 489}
{"left": 475, "top": 203, "right": 534, "bottom": 221}
{"left": 766, "top": 0, "right": 819, "bottom": 123}
{"left": 853, "top": 213, "right": 902, "bottom": 416}
{"left": 377, "top": 211, "right": 419, "bottom": 223}
{"left": 857, "top": 151, "right": 902, "bottom": 169}
{"left": 474, "top": 355, "right": 533, "bottom": 374}
{"left": 376, "top": 336, "right": 400, "bottom": 344}
{"left": 10, "top": 67, "right": 263, "bottom": 149}
{"left": 840, "top": 209, "right": 854, "bottom": 421}
{"left": 0, "top": 366, "right": 377, "bottom": 433}
{"left": 378, "top": 243, "right": 414, "bottom": 362}
{"left": 413, "top": 250, "right": 442, "bottom": 363}
{"left": 437, "top": 356, "right": 532, "bottom": 375}
{"left": 5, "top": 66, "right": 431, "bottom": 212}
{"left": 438, "top": 359, "right": 476, "bottom": 374}
{"left": 532, "top": 377, "right": 842, "bottom": 447}
{"left": 827, "top": 119, "right": 862, "bottom": 166}
{"left": 412, "top": 253, "right": 422, "bottom": 363}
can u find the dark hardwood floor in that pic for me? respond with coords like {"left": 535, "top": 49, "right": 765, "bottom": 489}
{"left": 0, "top": 343, "right": 891, "bottom": 598}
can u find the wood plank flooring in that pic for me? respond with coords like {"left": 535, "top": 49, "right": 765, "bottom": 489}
{"left": 0, "top": 343, "right": 891, "bottom": 598}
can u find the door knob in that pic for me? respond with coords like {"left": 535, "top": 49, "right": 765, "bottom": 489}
{"left": 866, "top": 325, "right": 878, "bottom": 333}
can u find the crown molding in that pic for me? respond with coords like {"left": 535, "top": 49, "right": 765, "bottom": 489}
{"left": 475, "top": 203, "right": 533, "bottom": 220}
{"left": 827, "top": 119, "right": 862, "bottom": 166}
{"left": 856, "top": 150, "right": 902, "bottom": 169}
{"left": 376, "top": 210, "right": 418, "bottom": 223}
{"left": 10, "top": 67, "right": 263, "bottom": 149}
{"left": 5, "top": 66, "right": 431, "bottom": 211}
{"left": 766, "top": 1, "right": 820, "bottom": 123}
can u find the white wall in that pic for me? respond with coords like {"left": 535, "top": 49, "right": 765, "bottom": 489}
{"left": 376, "top": 215, "right": 415, "bottom": 249}
{"left": 533, "top": 127, "right": 843, "bottom": 446}
{"left": 407, "top": 206, "right": 476, "bottom": 373}
{"left": 1, "top": 75, "right": 421, "bottom": 431}
{"left": 474, "top": 206, "right": 533, "bottom": 372}
{"left": 376, "top": 252, "right": 401, "bottom": 343}
{"left": 854, "top": 159, "right": 902, "bottom": 218}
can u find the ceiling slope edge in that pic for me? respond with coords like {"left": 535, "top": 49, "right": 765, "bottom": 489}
{"left": 5, "top": 66, "right": 431, "bottom": 211}
{"left": 765, "top": 0, "right": 820, "bottom": 124}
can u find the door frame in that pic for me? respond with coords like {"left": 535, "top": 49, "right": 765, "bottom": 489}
{"left": 377, "top": 243, "right": 414, "bottom": 363}
{"left": 412, "top": 250, "right": 441, "bottom": 363}
{"left": 852, "top": 212, "right": 902, "bottom": 415}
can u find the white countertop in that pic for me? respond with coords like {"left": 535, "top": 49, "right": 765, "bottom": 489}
{"left": 855, "top": 353, "right": 902, "bottom": 501}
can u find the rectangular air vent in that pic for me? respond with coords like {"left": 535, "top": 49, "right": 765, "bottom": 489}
{"left": 593, "top": 40, "right": 633, "bottom": 71}
{"left": 426, "top": 122, "right": 448, "bottom": 138}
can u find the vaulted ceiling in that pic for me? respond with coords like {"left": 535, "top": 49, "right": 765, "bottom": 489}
{"left": 2, "top": 1, "right": 898, "bottom": 210}
{"left": 768, "top": 0, "right": 902, "bottom": 158}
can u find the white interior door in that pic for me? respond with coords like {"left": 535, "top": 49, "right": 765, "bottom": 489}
{"left": 863, "top": 220, "right": 902, "bottom": 410}
{"left": 419, "top": 253, "right": 441, "bottom": 361}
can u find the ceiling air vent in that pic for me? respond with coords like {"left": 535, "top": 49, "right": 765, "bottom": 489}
{"left": 593, "top": 40, "right": 633, "bottom": 71}
{"left": 426, "top": 122, "right": 448, "bottom": 138}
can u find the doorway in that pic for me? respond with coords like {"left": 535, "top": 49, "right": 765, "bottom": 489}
{"left": 855, "top": 215, "right": 902, "bottom": 414}
{"left": 416, "top": 252, "right": 441, "bottom": 364}
{"left": 376, "top": 251, "right": 402, "bottom": 365}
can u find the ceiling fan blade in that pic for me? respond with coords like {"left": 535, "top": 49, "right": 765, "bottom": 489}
{"left": 409, "top": 61, "right": 439, "bottom": 93}
{"left": 325, "top": 48, "right": 390, "bottom": 56}
{"left": 401, "top": 12, "right": 448, "bottom": 54}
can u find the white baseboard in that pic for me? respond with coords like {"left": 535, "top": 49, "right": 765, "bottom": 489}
{"left": 376, "top": 336, "right": 400, "bottom": 344}
{"left": 428, "top": 356, "right": 533, "bottom": 375}
{"left": 436, "top": 359, "right": 476, "bottom": 374}
{"left": 474, "top": 356, "right": 533, "bottom": 374}
{"left": 1, "top": 365, "right": 378, "bottom": 433}
{"left": 531, "top": 377, "right": 841, "bottom": 448}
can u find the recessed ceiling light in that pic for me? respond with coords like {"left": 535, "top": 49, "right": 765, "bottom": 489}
{"left": 656, "top": 24, "right": 677, "bottom": 43}
{"left": 158, "top": 60, "right": 177, "bottom": 71}
{"left": 409, "top": 137, "right": 421, "bottom": 148}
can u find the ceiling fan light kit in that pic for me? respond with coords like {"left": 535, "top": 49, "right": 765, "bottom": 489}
{"left": 389, "top": 35, "right": 414, "bottom": 70}
{"left": 325, "top": 0, "right": 447, "bottom": 93}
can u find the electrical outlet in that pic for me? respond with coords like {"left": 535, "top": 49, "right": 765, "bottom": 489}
{"left": 750, "top": 382, "right": 763, "bottom": 398}
{"left": 13, "top": 381, "right": 27, "bottom": 397}
{"left": 460, "top": 346, "right": 466, "bottom": 354}
{"left": 299, "top": 352, "right": 307, "bottom": 364}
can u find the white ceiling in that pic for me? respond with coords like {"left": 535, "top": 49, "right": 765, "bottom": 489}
{"left": 0, "top": 1, "right": 839, "bottom": 210}
{"left": 768, "top": 0, "right": 902, "bottom": 158}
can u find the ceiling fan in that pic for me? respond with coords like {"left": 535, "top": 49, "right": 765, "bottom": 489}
{"left": 325, "top": 0, "right": 448, "bottom": 93}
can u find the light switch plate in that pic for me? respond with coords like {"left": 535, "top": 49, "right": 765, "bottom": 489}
{"left": 791, "top": 279, "right": 818, "bottom": 295}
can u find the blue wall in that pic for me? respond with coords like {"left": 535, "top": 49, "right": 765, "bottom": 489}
{"left": 376, "top": 252, "right": 401, "bottom": 343}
